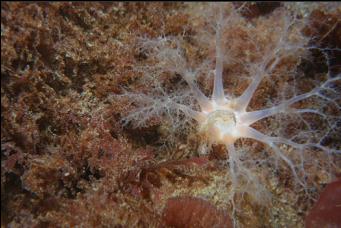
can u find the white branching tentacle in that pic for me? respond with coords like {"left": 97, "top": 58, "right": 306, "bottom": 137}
{"left": 212, "top": 8, "right": 225, "bottom": 103}
{"left": 183, "top": 71, "right": 212, "bottom": 110}
{"left": 117, "top": 4, "right": 340, "bottom": 225}
{"left": 237, "top": 125, "right": 306, "bottom": 187}
{"left": 173, "top": 103, "right": 206, "bottom": 122}
{"left": 226, "top": 142, "right": 238, "bottom": 227}
{"left": 235, "top": 72, "right": 264, "bottom": 112}
{"left": 239, "top": 89, "right": 320, "bottom": 125}
{"left": 269, "top": 143, "right": 306, "bottom": 188}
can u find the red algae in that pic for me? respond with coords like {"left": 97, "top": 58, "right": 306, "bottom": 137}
{"left": 305, "top": 179, "right": 341, "bottom": 228}
{"left": 162, "top": 196, "right": 232, "bottom": 228}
